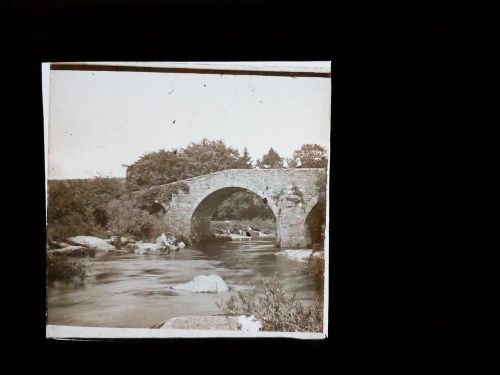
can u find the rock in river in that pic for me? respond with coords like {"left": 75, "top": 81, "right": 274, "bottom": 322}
{"left": 157, "top": 315, "right": 262, "bottom": 332}
{"left": 129, "top": 242, "right": 167, "bottom": 255}
{"left": 276, "top": 249, "right": 313, "bottom": 261}
{"left": 237, "top": 315, "right": 262, "bottom": 333}
{"left": 166, "top": 243, "right": 179, "bottom": 251}
{"left": 160, "top": 316, "right": 240, "bottom": 330}
{"left": 67, "top": 236, "right": 116, "bottom": 252}
{"left": 171, "top": 274, "right": 229, "bottom": 293}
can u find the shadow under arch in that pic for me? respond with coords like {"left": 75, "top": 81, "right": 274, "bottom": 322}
{"left": 190, "top": 187, "right": 278, "bottom": 242}
{"left": 305, "top": 201, "right": 326, "bottom": 247}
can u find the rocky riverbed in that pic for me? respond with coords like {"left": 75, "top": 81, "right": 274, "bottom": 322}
{"left": 47, "top": 239, "right": 323, "bottom": 329}
{"left": 47, "top": 234, "right": 187, "bottom": 257}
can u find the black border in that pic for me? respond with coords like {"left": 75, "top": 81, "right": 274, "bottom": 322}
{"left": 4, "top": 0, "right": 451, "bottom": 370}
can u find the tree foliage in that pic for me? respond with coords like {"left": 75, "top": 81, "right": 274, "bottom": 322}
{"left": 256, "top": 147, "right": 283, "bottom": 168}
{"left": 290, "top": 144, "right": 328, "bottom": 168}
{"left": 212, "top": 190, "right": 274, "bottom": 220}
{"left": 238, "top": 147, "right": 253, "bottom": 169}
{"left": 126, "top": 139, "right": 247, "bottom": 190}
{"left": 47, "top": 177, "right": 127, "bottom": 241}
{"left": 106, "top": 198, "right": 168, "bottom": 242}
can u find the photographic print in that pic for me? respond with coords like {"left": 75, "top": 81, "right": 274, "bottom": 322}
{"left": 44, "top": 62, "right": 331, "bottom": 339}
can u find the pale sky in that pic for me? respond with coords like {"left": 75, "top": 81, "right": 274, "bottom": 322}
{"left": 46, "top": 62, "right": 331, "bottom": 179}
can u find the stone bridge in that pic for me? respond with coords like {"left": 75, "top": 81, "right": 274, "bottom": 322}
{"left": 134, "top": 168, "right": 327, "bottom": 248}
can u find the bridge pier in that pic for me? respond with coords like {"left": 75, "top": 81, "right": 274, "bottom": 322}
{"left": 275, "top": 204, "right": 309, "bottom": 248}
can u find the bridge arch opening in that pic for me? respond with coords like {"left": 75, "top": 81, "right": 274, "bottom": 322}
{"left": 305, "top": 201, "right": 326, "bottom": 247}
{"left": 190, "top": 187, "right": 277, "bottom": 242}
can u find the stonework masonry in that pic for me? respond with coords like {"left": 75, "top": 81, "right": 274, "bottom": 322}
{"left": 135, "top": 168, "right": 326, "bottom": 248}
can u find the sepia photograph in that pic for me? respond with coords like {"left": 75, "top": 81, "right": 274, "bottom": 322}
{"left": 44, "top": 61, "right": 331, "bottom": 339}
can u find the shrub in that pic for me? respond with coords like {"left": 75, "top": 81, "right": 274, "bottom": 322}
{"left": 46, "top": 177, "right": 127, "bottom": 242}
{"left": 217, "top": 277, "right": 323, "bottom": 332}
{"left": 46, "top": 254, "right": 88, "bottom": 282}
{"left": 106, "top": 198, "right": 170, "bottom": 242}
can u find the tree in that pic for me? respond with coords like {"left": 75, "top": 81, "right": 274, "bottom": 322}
{"left": 212, "top": 190, "right": 274, "bottom": 220}
{"left": 290, "top": 144, "right": 328, "bottom": 168}
{"left": 257, "top": 147, "right": 283, "bottom": 168}
{"left": 125, "top": 149, "right": 183, "bottom": 191}
{"left": 237, "top": 147, "right": 253, "bottom": 169}
{"left": 181, "top": 139, "right": 242, "bottom": 178}
{"left": 126, "top": 139, "right": 244, "bottom": 190}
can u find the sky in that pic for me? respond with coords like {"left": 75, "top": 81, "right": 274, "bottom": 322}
{"left": 46, "top": 62, "right": 331, "bottom": 179}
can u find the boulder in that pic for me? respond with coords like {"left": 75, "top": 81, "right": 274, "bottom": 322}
{"left": 160, "top": 316, "right": 240, "bottom": 330}
{"left": 237, "top": 315, "right": 262, "bottom": 333}
{"left": 48, "top": 245, "right": 95, "bottom": 258}
{"left": 125, "top": 242, "right": 137, "bottom": 252}
{"left": 171, "top": 274, "right": 229, "bottom": 293}
{"left": 156, "top": 233, "right": 168, "bottom": 245}
{"left": 258, "top": 232, "right": 274, "bottom": 238}
{"left": 276, "top": 249, "right": 313, "bottom": 261}
{"left": 48, "top": 241, "right": 71, "bottom": 249}
{"left": 131, "top": 242, "right": 167, "bottom": 255}
{"left": 177, "top": 241, "right": 186, "bottom": 249}
{"left": 67, "top": 236, "right": 116, "bottom": 252}
{"left": 109, "top": 236, "right": 135, "bottom": 248}
{"left": 166, "top": 243, "right": 179, "bottom": 251}
{"left": 157, "top": 232, "right": 176, "bottom": 245}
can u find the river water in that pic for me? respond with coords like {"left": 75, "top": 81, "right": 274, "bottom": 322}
{"left": 47, "top": 239, "right": 323, "bottom": 328}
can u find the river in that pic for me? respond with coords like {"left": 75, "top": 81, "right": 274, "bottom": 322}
{"left": 47, "top": 239, "right": 323, "bottom": 328}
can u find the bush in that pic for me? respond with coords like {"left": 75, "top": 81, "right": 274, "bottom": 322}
{"left": 47, "top": 254, "right": 88, "bottom": 282}
{"left": 47, "top": 177, "right": 127, "bottom": 242}
{"left": 106, "top": 198, "right": 169, "bottom": 242}
{"left": 216, "top": 277, "right": 323, "bottom": 332}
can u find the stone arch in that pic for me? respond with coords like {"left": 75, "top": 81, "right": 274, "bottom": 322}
{"left": 304, "top": 199, "right": 327, "bottom": 247}
{"left": 190, "top": 186, "right": 279, "bottom": 242}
